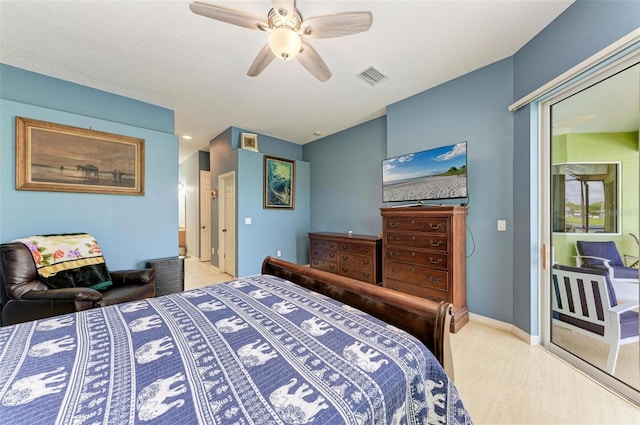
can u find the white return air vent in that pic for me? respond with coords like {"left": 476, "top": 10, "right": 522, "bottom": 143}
{"left": 357, "top": 66, "right": 388, "bottom": 86}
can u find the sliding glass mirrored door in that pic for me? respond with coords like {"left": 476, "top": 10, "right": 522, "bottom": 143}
{"left": 543, "top": 55, "right": 639, "bottom": 403}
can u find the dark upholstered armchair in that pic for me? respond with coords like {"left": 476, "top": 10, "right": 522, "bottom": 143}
{"left": 0, "top": 242, "right": 155, "bottom": 326}
{"left": 575, "top": 240, "right": 639, "bottom": 282}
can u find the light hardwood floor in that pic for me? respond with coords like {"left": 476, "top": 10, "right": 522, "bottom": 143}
{"left": 184, "top": 257, "right": 640, "bottom": 424}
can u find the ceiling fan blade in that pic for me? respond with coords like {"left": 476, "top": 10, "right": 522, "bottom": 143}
{"left": 247, "top": 45, "right": 275, "bottom": 77}
{"left": 271, "top": 0, "right": 296, "bottom": 20}
{"left": 301, "top": 12, "right": 373, "bottom": 39}
{"left": 190, "top": 1, "right": 267, "bottom": 31}
{"left": 296, "top": 42, "right": 331, "bottom": 82}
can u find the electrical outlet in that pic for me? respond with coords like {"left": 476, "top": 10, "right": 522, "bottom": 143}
{"left": 497, "top": 220, "right": 507, "bottom": 231}
{"left": 277, "top": 250, "right": 282, "bottom": 257}
{"left": 212, "top": 248, "right": 215, "bottom": 254}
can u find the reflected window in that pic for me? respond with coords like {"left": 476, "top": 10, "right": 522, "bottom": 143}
{"left": 552, "top": 162, "right": 619, "bottom": 233}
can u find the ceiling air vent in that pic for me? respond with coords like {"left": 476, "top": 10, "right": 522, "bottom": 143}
{"left": 357, "top": 66, "right": 388, "bottom": 86}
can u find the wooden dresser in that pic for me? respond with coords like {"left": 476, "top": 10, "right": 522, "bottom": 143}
{"left": 380, "top": 206, "right": 468, "bottom": 332}
{"left": 309, "top": 232, "right": 382, "bottom": 284}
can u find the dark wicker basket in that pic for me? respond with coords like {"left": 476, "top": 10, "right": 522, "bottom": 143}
{"left": 145, "top": 256, "right": 184, "bottom": 297}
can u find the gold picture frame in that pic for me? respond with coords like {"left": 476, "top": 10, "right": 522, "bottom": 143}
{"left": 16, "top": 117, "right": 144, "bottom": 195}
{"left": 264, "top": 155, "right": 295, "bottom": 209}
{"left": 240, "top": 132, "right": 259, "bottom": 152}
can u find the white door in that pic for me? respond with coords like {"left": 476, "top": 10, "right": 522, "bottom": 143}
{"left": 200, "top": 170, "right": 211, "bottom": 261}
{"left": 218, "top": 171, "right": 236, "bottom": 276}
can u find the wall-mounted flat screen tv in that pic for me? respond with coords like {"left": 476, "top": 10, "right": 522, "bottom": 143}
{"left": 382, "top": 141, "right": 467, "bottom": 203}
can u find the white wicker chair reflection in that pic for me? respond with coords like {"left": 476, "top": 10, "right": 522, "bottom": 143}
{"left": 552, "top": 265, "right": 639, "bottom": 374}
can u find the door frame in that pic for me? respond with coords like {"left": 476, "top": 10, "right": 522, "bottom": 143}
{"left": 538, "top": 51, "right": 640, "bottom": 405}
{"left": 218, "top": 171, "right": 236, "bottom": 276}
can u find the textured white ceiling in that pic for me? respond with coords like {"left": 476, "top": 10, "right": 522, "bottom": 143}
{"left": 0, "top": 1, "right": 575, "bottom": 162}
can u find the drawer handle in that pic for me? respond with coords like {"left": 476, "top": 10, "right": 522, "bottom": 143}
{"left": 429, "top": 257, "right": 443, "bottom": 264}
{"left": 430, "top": 240, "right": 443, "bottom": 247}
{"left": 428, "top": 276, "right": 443, "bottom": 283}
{"left": 361, "top": 260, "right": 370, "bottom": 265}
{"left": 329, "top": 243, "right": 335, "bottom": 248}
{"left": 342, "top": 268, "right": 349, "bottom": 273}
{"left": 362, "top": 273, "right": 370, "bottom": 278}
{"left": 329, "top": 253, "right": 335, "bottom": 258}
{"left": 429, "top": 223, "right": 442, "bottom": 230}
{"left": 341, "top": 256, "right": 347, "bottom": 261}
{"left": 390, "top": 222, "right": 400, "bottom": 228}
{"left": 390, "top": 251, "right": 399, "bottom": 258}
{"left": 341, "top": 245, "right": 348, "bottom": 250}
{"left": 390, "top": 268, "right": 400, "bottom": 273}
{"left": 329, "top": 265, "right": 335, "bottom": 270}
{"left": 411, "top": 235, "right": 416, "bottom": 241}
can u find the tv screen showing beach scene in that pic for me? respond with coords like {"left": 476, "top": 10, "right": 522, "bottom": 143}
{"left": 382, "top": 142, "right": 467, "bottom": 202}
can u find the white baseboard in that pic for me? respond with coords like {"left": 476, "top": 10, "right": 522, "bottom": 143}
{"left": 469, "top": 313, "right": 540, "bottom": 345}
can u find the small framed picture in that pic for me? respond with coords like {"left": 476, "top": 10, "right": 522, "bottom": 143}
{"left": 240, "top": 133, "right": 258, "bottom": 152}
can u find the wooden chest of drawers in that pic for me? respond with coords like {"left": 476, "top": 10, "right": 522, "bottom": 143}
{"left": 381, "top": 206, "right": 468, "bottom": 332}
{"left": 309, "top": 232, "right": 382, "bottom": 284}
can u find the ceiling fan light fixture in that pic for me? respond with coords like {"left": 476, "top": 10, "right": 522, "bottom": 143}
{"left": 268, "top": 28, "right": 301, "bottom": 60}
{"left": 189, "top": 2, "right": 372, "bottom": 81}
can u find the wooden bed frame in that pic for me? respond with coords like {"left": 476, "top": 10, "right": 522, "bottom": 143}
{"left": 262, "top": 256, "right": 455, "bottom": 379}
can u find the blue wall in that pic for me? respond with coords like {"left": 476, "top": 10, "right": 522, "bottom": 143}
{"left": 206, "top": 127, "right": 310, "bottom": 276}
{"left": 303, "top": 0, "right": 639, "bottom": 333}
{"left": 386, "top": 58, "right": 515, "bottom": 324}
{"left": 511, "top": 0, "right": 640, "bottom": 334}
{"left": 0, "top": 65, "right": 178, "bottom": 270}
{"left": 305, "top": 60, "right": 515, "bottom": 324}
{"left": 303, "top": 117, "right": 386, "bottom": 236}
{"left": 5, "top": 0, "right": 635, "bottom": 333}
{"left": 237, "top": 149, "right": 310, "bottom": 276}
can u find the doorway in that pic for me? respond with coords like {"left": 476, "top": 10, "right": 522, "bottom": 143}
{"left": 540, "top": 54, "right": 639, "bottom": 403}
{"left": 218, "top": 171, "right": 236, "bottom": 277}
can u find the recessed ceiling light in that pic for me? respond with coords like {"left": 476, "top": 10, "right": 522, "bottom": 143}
{"left": 182, "top": 135, "right": 192, "bottom": 140}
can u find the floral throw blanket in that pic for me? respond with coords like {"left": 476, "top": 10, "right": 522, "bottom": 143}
{"left": 12, "top": 233, "right": 112, "bottom": 291}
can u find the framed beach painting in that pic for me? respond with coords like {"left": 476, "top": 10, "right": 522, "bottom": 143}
{"left": 15, "top": 117, "right": 145, "bottom": 195}
{"left": 264, "top": 155, "right": 295, "bottom": 209}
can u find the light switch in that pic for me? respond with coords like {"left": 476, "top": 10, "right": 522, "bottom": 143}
{"left": 497, "top": 220, "right": 507, "bottom": 231}
{"left": 245, "top": 217, "right": 252, "bottom": 225}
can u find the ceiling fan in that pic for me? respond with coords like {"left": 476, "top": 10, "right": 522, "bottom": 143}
{"left": 189, "top": 1, "right": 373, "bottom": 82}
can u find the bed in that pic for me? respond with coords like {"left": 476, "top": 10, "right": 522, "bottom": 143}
{"left": 0, "top": 257, "right": 471, "bottom": 424}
